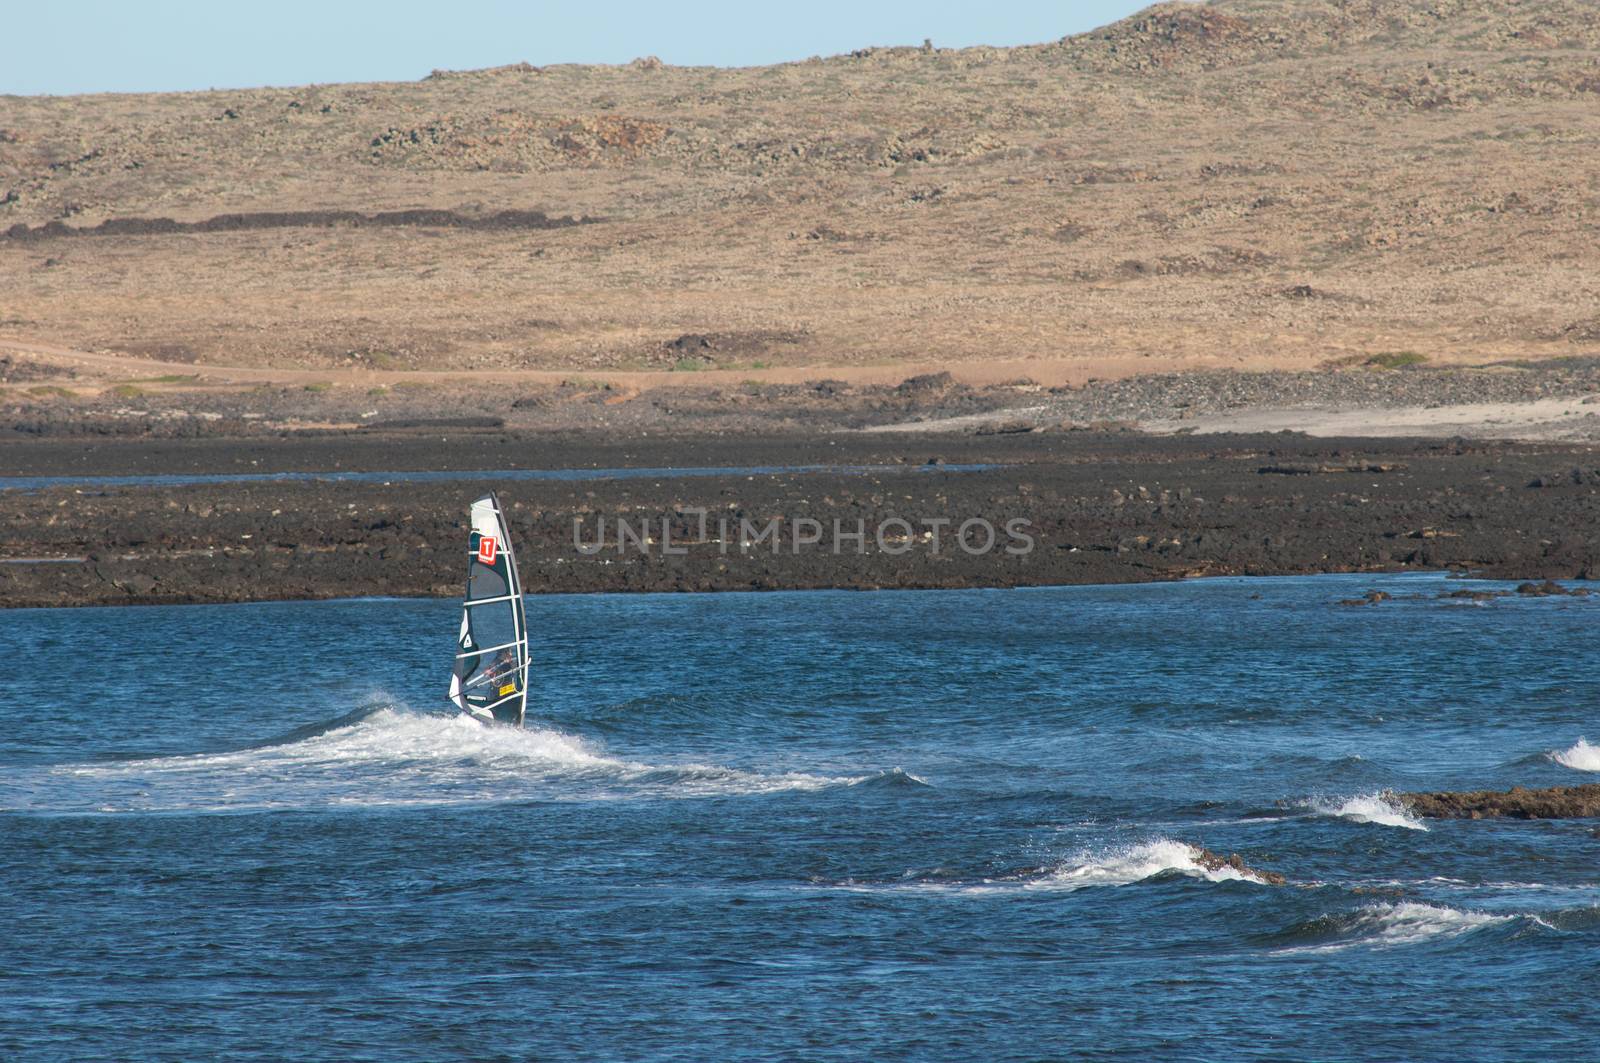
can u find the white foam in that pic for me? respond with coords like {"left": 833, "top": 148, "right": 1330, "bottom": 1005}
{"left": 71, "top": 707, "right": 615, "bottom": 778}
{"left": 1028, "top": 839, "right": 1274, "bottom": 892}
{"left": 1552, "top": 737, "right": 1600, "bottom": 772}
{"left": 627, "top": 761, "right": 854, "bottom": 797}
{"left": 1308, "top": 792, "right": 1428, "bottom": 831}
{"left": 20, "top": 706, "right": 858, "bottom": 813}
{"left": 824, "top": 838, "right": 1282, "bottom": 896}
{"left": 1283, "top": 902, "right": 1510, "bottom": 953}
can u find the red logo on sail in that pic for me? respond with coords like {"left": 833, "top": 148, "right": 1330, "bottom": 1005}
{"left": 477, "top": 535, "right": 498, "bottom": 564}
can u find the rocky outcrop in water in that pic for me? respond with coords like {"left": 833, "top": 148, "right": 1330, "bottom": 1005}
{"left": 1338, "top": 590, "right": 1392, "bottom": 606}
{"left": 1398, "top": 784, "right": 1600, "bottom": 820}
{"left": 1514, "top": 580, "right": 1592, "bottom": 598}
{"left": 1193, "top": 847, "right": 1286, "bottom": 886}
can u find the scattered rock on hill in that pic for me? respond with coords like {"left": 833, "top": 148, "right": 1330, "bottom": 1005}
{"left": 897, "top": 372, "right": 955, "bottom": 395}
{"left": 0, "top": 355, "right": 74, "bottom": 383}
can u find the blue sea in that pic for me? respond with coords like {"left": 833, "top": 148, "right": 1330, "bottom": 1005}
{"left": 2, "top": 574, "right": 1597, "bottom": 1061}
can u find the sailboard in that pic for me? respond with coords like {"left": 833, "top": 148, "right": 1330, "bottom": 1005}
{"left": 448, "top": 491, "right": 529, "bottom": 727}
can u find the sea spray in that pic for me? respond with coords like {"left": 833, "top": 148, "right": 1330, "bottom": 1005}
{"left": 1029, "top": 839, "right": 1279, "bottom": 891}
{"left": 1552, "top": 737, "right": 1600, "bottom": 772}
{"left": 18, "top": 706, "right": 861, "bottom": 812}
{"left": 1308, "top": 792, "right": 1428, "bottom": 831}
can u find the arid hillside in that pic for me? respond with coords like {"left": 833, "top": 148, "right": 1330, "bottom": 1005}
{"left": 2, "top": 0, "right": 1599, "bottom": 378}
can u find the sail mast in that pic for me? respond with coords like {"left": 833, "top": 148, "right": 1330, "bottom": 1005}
{"left": 497, "top": 491, "right": 530, "bottom": 727}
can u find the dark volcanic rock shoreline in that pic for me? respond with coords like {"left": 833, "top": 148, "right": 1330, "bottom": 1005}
{"left": 1, "top": 430, "right": 1596, "bottom": 608}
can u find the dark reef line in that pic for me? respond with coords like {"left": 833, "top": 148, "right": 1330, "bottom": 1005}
{"left": 1399, "top": 784, "right": 1600, "bottom": 821}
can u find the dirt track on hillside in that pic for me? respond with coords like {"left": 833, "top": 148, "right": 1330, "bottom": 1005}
{"left": 7, "top": 340, "right": 1600, "bottom": 443}
{"left": 0, "top": 336, "right": 1227, "bottom": 392}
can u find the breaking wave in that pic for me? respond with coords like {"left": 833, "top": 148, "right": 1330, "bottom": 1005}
{"left": 1274, "top": 902, "right": 1511, "bottom": 953}
{"left": 1027, "top": 839, "right": 1277, "bottom": 891}
{"left": 1306, "top": 792, "right": 1428, "bottom": 831}
{"left": 1552, "top": 737, "right": 1600, "bottom": 772}
{"left": 827, "top": 838, "right": 1282, "bottom": 896}
{"left": 4, "top": 706, "right": 861, "bottom": 813}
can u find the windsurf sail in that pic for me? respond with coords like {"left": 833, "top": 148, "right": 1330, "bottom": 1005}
{"left": 448, "top": 491, "right": 529, "bottom": 726}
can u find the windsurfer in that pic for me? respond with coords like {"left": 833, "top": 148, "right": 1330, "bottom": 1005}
{"left": 488, "top": 648, "right": 518, "bottom": 685}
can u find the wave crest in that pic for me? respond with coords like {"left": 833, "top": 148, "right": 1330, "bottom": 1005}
{"left": 1306, "top": 792, "right": 1427, "bottom": 831}
{"left": 1029, "top": 839, "right": 1278, "bottom": 891}
{"left": 1276, "top": 902, "right": 1510, "bottom": 953}
{"left": 1552, "top": 737, "right": 1600, "bottom": 772}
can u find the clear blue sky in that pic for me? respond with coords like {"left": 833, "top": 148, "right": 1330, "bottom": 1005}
{"left": 4, "top": 1, "right": 1151, "bottom": 95}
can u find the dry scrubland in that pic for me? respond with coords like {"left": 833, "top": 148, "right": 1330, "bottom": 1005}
{"left": 2, "top": 0, "right": 1599, "bottom": 383}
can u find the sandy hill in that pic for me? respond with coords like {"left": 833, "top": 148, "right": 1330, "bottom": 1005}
{"left": 2, "top": 0, "right": 1598, "bottom": 378}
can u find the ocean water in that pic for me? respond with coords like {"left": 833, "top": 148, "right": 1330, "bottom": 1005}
{"left": 2, "top": 574, "right": 1597, "bottom": 1061}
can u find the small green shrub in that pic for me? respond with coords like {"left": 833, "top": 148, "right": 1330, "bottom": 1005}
{"left": 1365, "top": 351, "right": 1428, "bottom": 370}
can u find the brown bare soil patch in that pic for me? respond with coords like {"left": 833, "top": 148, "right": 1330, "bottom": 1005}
{"left": 1, "top": 0, "right": 1597, "bottom": 385}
